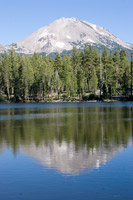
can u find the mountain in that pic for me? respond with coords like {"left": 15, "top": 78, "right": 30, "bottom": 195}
{"left": 5, "top": 17, "right": 133, "bottom": 55}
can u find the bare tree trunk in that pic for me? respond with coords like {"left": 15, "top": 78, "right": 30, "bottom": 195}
{"left": 6, "top": 82, "right": 10, "bottom": 101}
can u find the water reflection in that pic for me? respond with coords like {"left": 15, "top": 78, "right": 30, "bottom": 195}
{"left": 0, "top": 104, "right": 133, "bottom": 175}
{"left": 21, "top": 141, "right": 124, "bottom": 175}
{"left": 0, "top": 145, "right": 5, "bottom": 154}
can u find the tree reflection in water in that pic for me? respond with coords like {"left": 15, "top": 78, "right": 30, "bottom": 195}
{"left": 0, "top": 105, "right": 132, "bottom": 174}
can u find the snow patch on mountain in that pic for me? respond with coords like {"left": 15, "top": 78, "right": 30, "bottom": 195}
{"left": 87, "top": 38, "right": 95, "bottom": 43}
{"left": 91, "top": 24, "right": 97, "bottom": 31}
{"left": 66, "top": 35, "right": 71, "bottom": 39}
{"left": 56, "top": 42, "right": 65, "bottom": 48}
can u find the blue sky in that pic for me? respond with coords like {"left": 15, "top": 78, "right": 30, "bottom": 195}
{"left": 0, "top": 0, "right": 133, "bottom": 45}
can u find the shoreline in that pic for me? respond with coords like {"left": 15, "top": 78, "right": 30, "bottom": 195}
{"left": 0, "top": 99, "right": 130, "bottom": 104}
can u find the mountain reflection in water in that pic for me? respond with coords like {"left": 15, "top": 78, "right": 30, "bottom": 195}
{"left": 21, "top": 142, "right": 124, "bottom": 175}
{"left": 0, "top": 104, "right": 133, "bottom": 175}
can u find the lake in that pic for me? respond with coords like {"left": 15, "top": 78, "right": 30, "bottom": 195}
{"left": 0, "top": 102, "right": 133, "bottom": 200}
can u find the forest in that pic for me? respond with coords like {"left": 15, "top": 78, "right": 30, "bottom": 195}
{"left": 0, "top": 45, "right": 131, "bottom": 102}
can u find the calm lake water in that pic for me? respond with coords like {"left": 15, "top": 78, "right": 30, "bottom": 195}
{"left": 0, "top": 102, "right": 133, "bottom": 200}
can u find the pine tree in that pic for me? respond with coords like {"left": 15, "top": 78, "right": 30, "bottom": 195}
{"left": 9, "top": 48, "right": 21, "bottom": 101}
{"left": 120, "top": 49, "right": 130, "bottom": 94}
{"left": 61, "top": 54, "right": 73, "bottom": 97}
{"left": 2, "top": 54, "right": 12, "bottom": 100}
{"left": 101, "top": 48, "right": 109, "bottom": 97}
{"left": 91, "top": 68, "right": 98, "bottom": 94}
{"left": 83, "top": 44, "right": 93, "bottom": 91}
{"left": 113, "top": 50, "right": 120, "bottom": 89}
{"left": 41, "top": 54, "right": 54, "bottom": 99}
{"left": 31, "top": 52, "right": 42, "bottom": 98}
{"left": 54, "top": 53, "right": 62, "bottom": 98}
{"left": 107, "top": 52, "right": 116, "bottom": 97}
{"left": 92, "top": 47, "right": 100, "bottom": 90}
{"left": 21, "top": 55, "right": 34, "bottom": 100}
{"left": 71, "top": 47, "right": 81, "bottom": 96}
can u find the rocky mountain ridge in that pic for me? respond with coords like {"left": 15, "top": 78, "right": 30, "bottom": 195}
{"left": 1, "top": 17, "right": 133, "bottom": 55}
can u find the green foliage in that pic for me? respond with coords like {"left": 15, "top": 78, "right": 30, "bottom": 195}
{"left": 0, "top": 46, "right": 131, "bottom": 101}
{"left": 91, "top": 68, "right": 98, "bottom": 94}
{"left": 89, "top": 93, "right": 99, "bottom": 100}
{"left": 119, "top": 50, "right": 130, "bottom": 94}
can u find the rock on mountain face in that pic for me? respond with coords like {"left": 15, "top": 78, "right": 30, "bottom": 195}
{"left": 0, "top": 44, "right": 6, "bottom": 53}
{"left": 7, "top": 17, "right": 133, "bottom": 54}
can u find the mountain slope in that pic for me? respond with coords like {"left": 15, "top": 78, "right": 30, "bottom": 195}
{"left": 7, "top": 17, "right": 133, "bottom": 54}
{"left": 0, "top": 44, "right": 6, "bottom": 53}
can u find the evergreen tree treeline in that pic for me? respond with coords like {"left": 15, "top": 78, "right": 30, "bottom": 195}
{"left": 0, "top": 46, "right": 130, "bottom": 102}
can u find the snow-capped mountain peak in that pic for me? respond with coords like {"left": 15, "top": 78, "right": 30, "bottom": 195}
{"left": 5, "top": 17, "right": 133, "bottom": 54}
